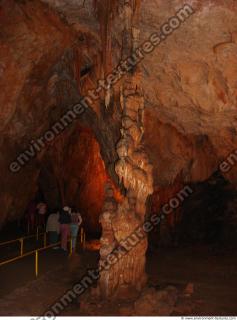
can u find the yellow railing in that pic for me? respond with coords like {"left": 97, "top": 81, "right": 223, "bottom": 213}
{"left": 0, "top": 226, "right": 45, "bottom": 257}
{"left": 0, "top": 227, "right": 86, "bottom": 277}
{"left": 0, "top": 227, "right": 86, "bottom": 253}
{"left": 0, "top": 240, "right": 69, "bottom": 277}
{"left": 0, "top": 226, "right": 42, "bottom": 245}
{"left": 80, "top": 227, "right": 86, "bottom": 250}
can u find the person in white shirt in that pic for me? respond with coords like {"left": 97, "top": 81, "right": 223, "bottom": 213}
{"left": 46, "top": 209, "right": 60, "bottom": 245}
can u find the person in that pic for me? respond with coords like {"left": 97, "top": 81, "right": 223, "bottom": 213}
{"left": 26, "top": 200, "right": 37, "bottom": 232}
{"left": 36, "top": 201, "right": 47, "bottom": 229}
{"left": 70, "top": 209, "right": 82, "bottom": 254}
{"left": 46, "top": 209, "right": 60, "bottom": 245}
{"left": 59, "top": 206, "right": 71, "bottom": 252}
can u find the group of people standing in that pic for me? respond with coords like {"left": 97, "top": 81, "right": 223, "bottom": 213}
{"left": 46, "top": 206, "right": 82, "bottom": 253}
{"left": 26, "top": 200, "right": 82, "bottom": 254}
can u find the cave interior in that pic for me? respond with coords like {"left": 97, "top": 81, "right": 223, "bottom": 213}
{"left": 1, "top": 0, "right": 237, "bottom": 316}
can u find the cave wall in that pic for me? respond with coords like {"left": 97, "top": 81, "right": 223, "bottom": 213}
{"left": 0, "top": 0, "right": 122, "bottom": 227}
{"left": 1, "top": 0, "right": 237, "bottom": 229}
{"left": 0, "top": 0, "right": 73, "bottom": 225}
{"left": 139, "top": 0, "right": 237, "bottom": 186}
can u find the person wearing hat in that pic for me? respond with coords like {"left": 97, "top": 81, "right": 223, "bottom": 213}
{"left": 59, "top": 206, "right": 71, "bottom": 252}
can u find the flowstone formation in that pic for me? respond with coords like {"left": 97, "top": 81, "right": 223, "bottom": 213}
{"left": 98, "top": 0, "right": 153, "bottom": 300}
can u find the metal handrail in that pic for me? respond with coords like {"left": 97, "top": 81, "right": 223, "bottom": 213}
{"left": 0, "top": 227, "right": 44, "bottom": 247}
{"left": 0, "top": 227, "right": 86, "bottom": 277}
{"left": 0, "top": 241, "right": 70, "bottom": 277}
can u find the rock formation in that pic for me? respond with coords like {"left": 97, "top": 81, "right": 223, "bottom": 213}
{"left": 1, "top": 0, "right": 237, "bottom": 302}
{"left": 98, "top": 0, "right": 153, "bottom": 299}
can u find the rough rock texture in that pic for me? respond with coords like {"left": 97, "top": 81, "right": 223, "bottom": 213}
{"left": 79, "top": 285, "right": 178, "bottom": 316}
{"left": 0, "top": 0, "right": 72, "bottom": 225}
{"left": 98, "top": 0, "right": 154, "bottom": 298}
{"left": 40, "top": 0, "right": 237, "bottom": 186}
{"left": 140, "top": 0, "right": 237, "bottom": 186}
{"left": 134, "top": 286, "right": 178, "bottom": 316}
{"left": 1, "top": 0, "right": 237, "bottom": 222}
{"left": 1, "top": 0, "right": 237, "bottom": 302}
{"left": 0, "top": 0, "right": 121, "bottom": 228}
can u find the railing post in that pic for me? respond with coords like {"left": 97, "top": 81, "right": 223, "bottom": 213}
{"left": 35, "top": 250, "right": 38, "bottom": 277}
{"left": 20, "top": 238, "right": 23, "bottom": 256}
{"left": 80, "top": 228, "right": 83, "bottom": 244}
{"left": 70, "top": 239, "right": 73, "bottom": 256}
{"left": 83, "top": 231, "right": 86, "bottom": 250}
{"left": 44, "top": 233, "right": 47, "bottom": 247}
{"left": 36, "top": 226, "right": 39, "bottom": 241}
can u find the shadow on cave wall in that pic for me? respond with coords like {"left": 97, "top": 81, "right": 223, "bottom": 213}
{"left": 178, "top": 172, "right": 237, "bottom": 247}
{"left": 148, "top": 172, "right": 237, "bottom": 252}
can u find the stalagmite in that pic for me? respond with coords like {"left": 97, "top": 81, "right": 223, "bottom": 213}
{"left": 98, "top": 0, "right": 154, "bottom": 300}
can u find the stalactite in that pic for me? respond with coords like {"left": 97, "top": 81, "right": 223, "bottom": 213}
{"left": 93, "top": 0, "right": 118, "bottom": 76}
{"left": 50, "top": 135, "right": 66, "bottom": 206}
{"left": 93, "top": 0, "right": 120, "bottom": 109}
{"left": 93, "top": 0, "right": 141, "bottom": 109}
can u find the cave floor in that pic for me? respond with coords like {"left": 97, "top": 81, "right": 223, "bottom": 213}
{"left": 146, "top": 245, "right": 237, "bottom": 316}
{"left": 0, "top": 244, "right": 236, "bottom": 316}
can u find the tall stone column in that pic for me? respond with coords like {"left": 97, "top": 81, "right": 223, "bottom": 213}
{"left": 98, "top": 0, "right": 153, "bottom": 300}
